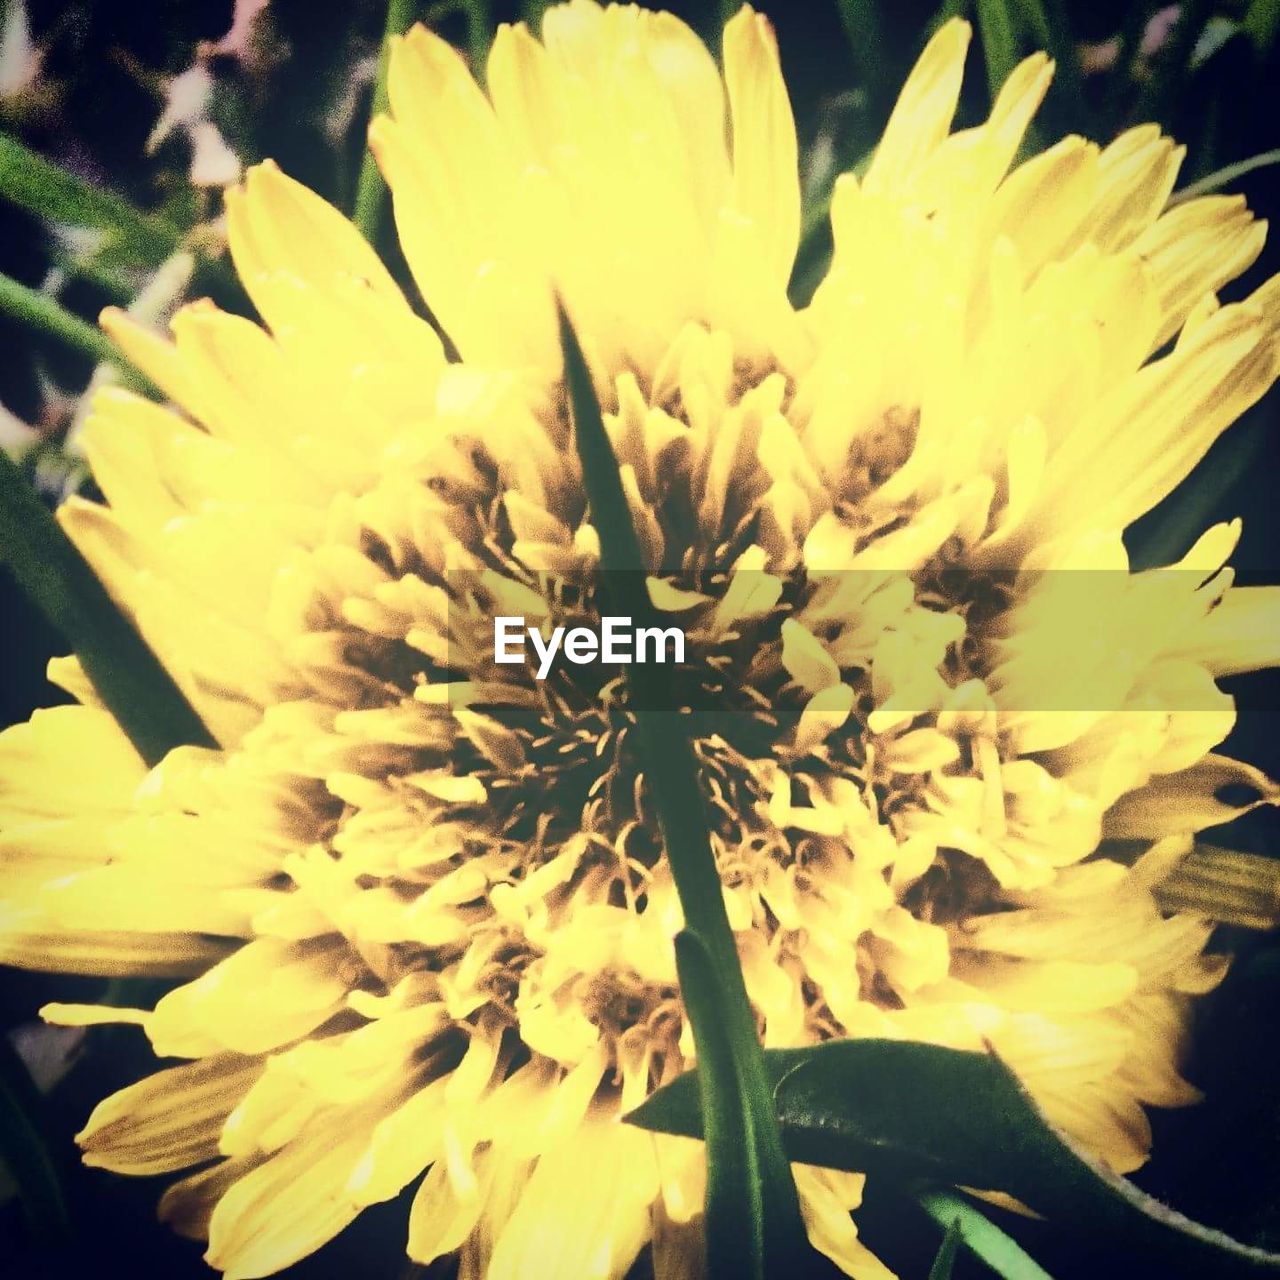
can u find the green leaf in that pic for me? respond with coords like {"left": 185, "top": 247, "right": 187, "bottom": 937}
{"left": 976, "top": 0, "right": 1020, "bottom": 102}
{"left": 627, "top": 1039, "right": 1280, "bottom": 1276}
{"left": 927, "top": 1212, "right": 964, "bottom": 1280}
{"left": 920, "top": 1191, "right": 1053, "bottom": 1280}
{"left": 0, "top": 449, "right": 216, "bottom": 766}
{"left": 0, "top": 1031, "right": 69, "bottom": 1237}
{"left": 560, "top": 304, "right": 810, "bottom": 1272}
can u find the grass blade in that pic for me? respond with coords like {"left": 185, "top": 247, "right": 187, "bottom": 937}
{"left": 0, "top": 133, "right": 180, "bottom": 265}
{"left": 920, "top": 1191, "right": 1055, "bottom": 1280}
{"left": 976, "top": 0, "right": 1020, "bottom": 102}
{"left": 929, "top": 1214, "right": 965, "bottom": 1280}
{"left": 675, "top": 931, "right": 767, "bottom": 1278}
{"left": 353, "top": 0, "right": 422, "bottom": 243}
{"left": 0, "top": 133, "right": 239, "bottom": 304}
{"left": 0, "top": 449, "right": 215, "bottom": 765}
{"left": 560, "top": 303, "right": 810, "bottom": 1272}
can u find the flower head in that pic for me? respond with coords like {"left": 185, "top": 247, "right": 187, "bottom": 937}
{"left": 3, "top": 4, "right": 1280, "bottom": 1277}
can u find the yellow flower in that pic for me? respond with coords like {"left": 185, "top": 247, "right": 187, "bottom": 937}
{"left": 3, "top": 3, "right": 1280, "bottom": 1277}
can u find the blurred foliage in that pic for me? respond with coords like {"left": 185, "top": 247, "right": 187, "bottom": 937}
{"left": 0, "top": 1, "right": 1278, "bottom": 1277}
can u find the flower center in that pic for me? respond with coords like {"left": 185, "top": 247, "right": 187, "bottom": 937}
{"left": 268, "top": 362, "right": 1032, "bottom": 1076}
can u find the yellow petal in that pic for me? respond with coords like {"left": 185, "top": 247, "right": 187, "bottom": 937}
{"left": 722, "top": 6, "right": 799, "bottom": 285}
{"left": 864, "top": 19, "right": 970, "bottom": 197}
{"left": 77, "top": 1054, "right": 262, "bottom": 1175}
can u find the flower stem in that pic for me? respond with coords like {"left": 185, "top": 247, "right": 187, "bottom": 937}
{"left": 0, "top": 270, "right": 153, "bottom": 395}
{"left": 1169, "top": 148, "right": 1280, "bottom": 205}
{"left": 0, "top": 270, "right": 118, "bottom": 367}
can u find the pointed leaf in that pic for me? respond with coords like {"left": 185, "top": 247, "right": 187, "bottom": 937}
{"left": 627, "top": 1038, "right": 1280, "bottom": 1276}
{"left": 921, "top": 1191, "right": 1052, "bottom": 1280}
{"left": 927, "top": 1213, "right": 964, "bottom": 1280}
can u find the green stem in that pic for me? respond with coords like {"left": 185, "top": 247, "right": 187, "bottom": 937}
{"left": 353, "top": 0, "right": 422, "bottom": 243}
{"left": 0, "top": 270, "right": 119, "bottom": 366}
{"left": 1169, "top": 148, "right": 1280, "bottom": 204}
{"left": 919, "top": 1191, "right": 1056, "bottom": 1280}
{"left": 0, "top": 270, "right": 153, "bottom": 395}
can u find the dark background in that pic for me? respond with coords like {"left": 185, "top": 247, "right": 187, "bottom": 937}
{"left": 1, "top": 2, "right": 1279, "bottom": 1276}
